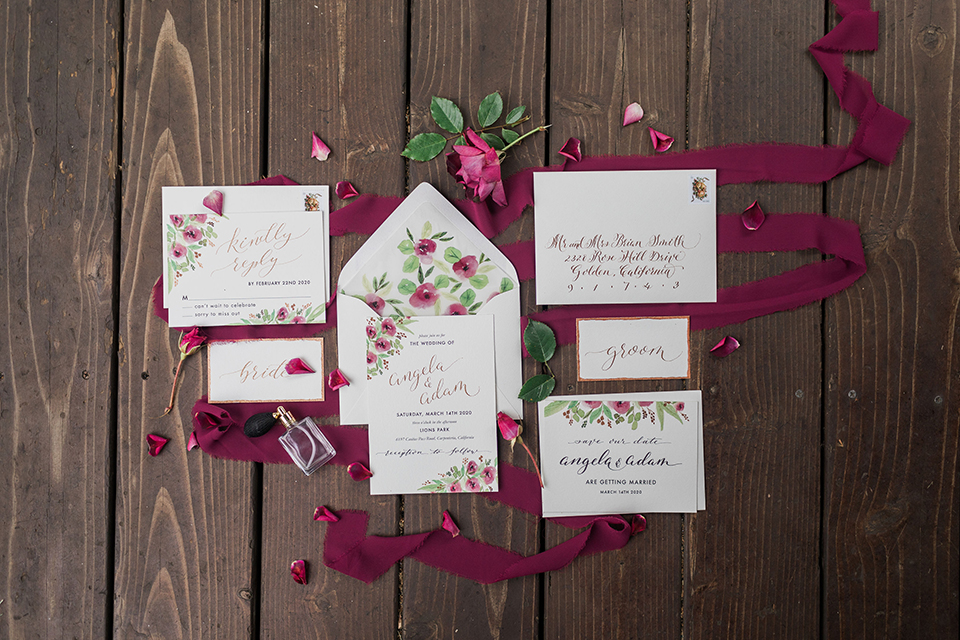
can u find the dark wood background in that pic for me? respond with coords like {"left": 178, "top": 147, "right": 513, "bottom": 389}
{"left": 1, "top": 0, "right": 956, "bottom": 637}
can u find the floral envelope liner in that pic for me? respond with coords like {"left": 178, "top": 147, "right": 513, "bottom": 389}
{"left": 340, "top": 218, "right": 515, "bottom": 318}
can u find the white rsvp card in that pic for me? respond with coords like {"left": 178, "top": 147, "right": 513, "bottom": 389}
{"left": 162, "top": 185, "right": 330, "bottom": 327}
{"left": 577, "top": 317, "right": 690, "bottom": 380}
{"left": 207, "top": 338, "right": 325, "bottom": 403}
{"left": 533, "top": 170, "right": 716, "bottom": 305}
{"left": 538, "top": 391, "right": 705, "bottom": 517}
{"left": 366, "top": 314, "right": 499, "bottom": 495}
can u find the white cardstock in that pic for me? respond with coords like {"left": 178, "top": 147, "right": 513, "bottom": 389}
{"left": 533, "top": 170, "right": 717, "bottom": 305}
{"left": 207, "top": 338, "right": 325, "bottom": 403}
{"left": 577, "top": 317, "right": 690, "bottom": 380}
{"left": 162, "top": 185, "right": 330, "bottom": 327}
{"left": 366, "top": 315, "right": 499, "bottom": 495}
{"left": 538, "top": 391, "right": 705, "bottom": 517}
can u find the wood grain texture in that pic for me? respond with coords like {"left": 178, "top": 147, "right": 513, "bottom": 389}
{"left": 114, "top": 0, "right": 262, "bottom": 636}
{"left": 401, "top": 1, "right": 547, "bottom": 637}
{"left": 0, "top": 1, "right": 118, "bottom": 637}
{"left": 259, "top": 0, "right": 407, "bottom": 637}
{"left": 823, "top": 0, "right": 960, "bottom": 637}
{"left": 544, "top": 2, "right": 687, "bottom": 638}
{"left": 685, "top": 2, "right": 826, "bottom": 638}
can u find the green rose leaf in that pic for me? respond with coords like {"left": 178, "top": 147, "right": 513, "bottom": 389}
{"left": 518, "top": 374, "right": 556, "bottom": 403}
{"left": 524, "top": 320, "right": 556, "bottom": 364}
{"left": 478, "top": 92, "right": 503, "bottom": 127}
{"left": 402, "top": 255, "right": 419, "bottom": 273}
{"left": 421, "top": 221, "right": 433, "bottom": 239}
{"left": 398, "top": 239, "right": 415, "bottom": 254}
{"left": 663, "top": 402, "right": 682, "bottom": 425}
{"left": 655, "top": 403, "right": 665, "bottom": 430}
{"left": 588, "top": 407, "right": 602, "bottom": 423}
{"left": 459, "top": 289, "right": 476, "bottom": 307}
{"left": 398, "top": 279, "right": 417, "bottom": 295}
{"left": 499, "top": 277, "right": 514, "bottom": 293}
{"left": 444, "top": 247, "right": 462, "bottom": 263}
{"left": 434, "top": 274, "right": 450, "bottom": 289}
{"left": 430, "top": 96, "right": 464, "bottom": 134}
{"left": 544, "top": 400, "right": 568, "bottom": 417}
{"left": 468, "top": 274, "right": 488, "bottom": 289}
{"left": 401, "top": 132, "right": 447, "bottom": 161}
{"left": 505, "top": 105, "right": 526, "bottom": 125}
{"left": 453, "top": 135, "right": 465, "bottom": 146}
{"left": 479, "top": 133, "right": 505, "bottom": 150}
{"left": 502, "top": 128, "right": 520, "bottom": 144}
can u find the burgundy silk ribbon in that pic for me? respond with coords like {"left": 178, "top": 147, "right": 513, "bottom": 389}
{"left": 158, "top": 0, "right": 907, "bottom": 584}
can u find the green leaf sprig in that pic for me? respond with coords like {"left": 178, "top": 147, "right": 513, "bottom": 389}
{"left": 402, "top": 92, "right": 546, "bottom": 162}
{"left": 517, "top": 320, "right": 558, "bottom": 403}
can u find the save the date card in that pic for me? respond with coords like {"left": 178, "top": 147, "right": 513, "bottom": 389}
{"left": 538, "top": 391, "right": 705, "bottom": 517}
{"left": 366, "top": 314, "right": 499, "bottom": 495}
{"left": 162, "top": 185, "right": 330, "bottom": 327}
{"left": 533, "top": 170, "right": 716, "bottom": 305}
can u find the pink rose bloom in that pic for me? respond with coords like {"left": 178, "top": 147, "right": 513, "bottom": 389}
{"left": 170, "top": 214, "right": 185, "bottom": 227}
{"left": 182, "top": 226, "right": 202, "bottom": 243}
{"left": 486, "top": 291, "right": 501, "bottom": 303}
{"left": 276, "top": 307, "right": 288, "bottom": 321}
{"left": 444, "top": 303, "right": 468, "bottom": 316}
{"left": 381, "top": 318, "right": 397, "bottom": 336}
{"left": 410, "top": 283, "right": 439, "bottom": 308}
{"left": 365, "top": 325, "right": 377, "bottom": 339}
{"left": 192, "top": 213, "right": 207, "bottom": 224}
{"left": 676, "top": 402, "right": 685, "bottom": 412}
{"left": 608, "top": 401, "right": 632, "bottom": 414}
{"left": 637, "top": 401, "right": 653, "bottom": 407}
{"left": 366, "top": 351, "right": 377, "bottom": 365}
{"left": 449, "top": 482, "right": 462, "bottom": 493}
{"left": 466, "top": 460, "right": 479, "bottom": 475}
{"left": 292, "top": 315, "right": 306, "bottom": 324}
{"left": 170, "top": 243, "right": 187, "bottom": 259}
{"left": 583, "top": 401, "right": 602, "bottom": 409}
{"left": 365, "top": 293, "right": 385, "bottom": 313}
{"left": 415, "top": 238, "right": 436, "bottom": 264}
{"left": 445, "top": 128, "right": 507, "bottom": 206}
{"left": 452, "top": 255, "right": 479, "bottom": 278}
{"left": 465, "top": 477, "right": 483, "bottom": 492}
{"left": 481, "top": 466, "right": 496, "bottom": 485}
{"left": 375, "top": 337, "right": 391, "bottom": 353}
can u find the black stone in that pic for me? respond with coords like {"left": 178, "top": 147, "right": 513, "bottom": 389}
{"left": 244, "top": 411, "right": 277, "bottom": 438}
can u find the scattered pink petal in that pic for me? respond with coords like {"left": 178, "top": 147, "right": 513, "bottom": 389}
{"left": 648, "top": 127, "right": 674, "bottom": 152}
{"left": 313, "top": 506, "right": 340, "bottom": 522}
{"left": 741, "top": 200, "right": 765, "bottom": 231}
{"left": 441, "top": 511, "right": 460, "bottom": 537}
{"left": 290, "top": 559, "right": 307, "bottom": 585}
{"left": 496, "top": 412, "right": 522, "bottom": 450}
{"left": 311, "top": 132, "right": 331, "bottom": 161}
{"left": 558, "top": 137, "right": 582, "bottom": 162}
{"left": 347, "top": 461, "right": 373, "bottom": 481}
{"left": 623, "top": 102, "right": 644, "bottom": 126}
{"left": 710, "top": 336, "right": 741, "bottom": 358}
{"left": 630, "top": 514, "right": 647, "bottom": 535}
{"left": 202, "top": 190, "right": 224, "bottom": 216}
{"left": 336, "top": 181, "right": 359, "bottom": 199}
{"left": 327, "top": 369, "right": 350, "bottom": 391}
{"left": 284, "top": 358, "right": 315, "bottom": 375}
{"left": 187, "top": 432, "right": 200, "bottom": 451}
{"left": 146, "top": 434, "right": 168, "bottom": 457}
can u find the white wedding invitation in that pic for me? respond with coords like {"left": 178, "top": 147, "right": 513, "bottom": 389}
{"left": 366, "top": 314, "right": 499, "bottom": 495}
{"left": 207, "top": 338, "right": 325, "bottom": 404}
{"left": 577, "top": 317, "right": 690, "bottom": 380}
{"left": 162, "top": 185, "right": 330, "bottom": 327}
{"left": 538, "top": 391, "right": 705, "bottom": 517}
{"left": 533, "top": 170, "right": 717, "bottom": 305}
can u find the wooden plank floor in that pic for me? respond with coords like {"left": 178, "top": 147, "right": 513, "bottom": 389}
{"left": 1, "top": 0, "right": 956, "bottom": 638}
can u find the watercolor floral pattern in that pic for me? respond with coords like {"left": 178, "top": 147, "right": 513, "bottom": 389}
{"left": 419, "top": 455, "right": 498, "bottom": 493}
{"left": 543, "top": 399, "right": 690, "bottom": 430}
{"left": 365, "top": 316, "right": 416, "bottom": 378}
{"left": 343, "top": 220, "right": 515, "bottom": 318}
{"left": 165, "top": 213, "right": 223, "bottom": 293}
{"left": 241, "top": 302, "right": 325, "bottom": 325}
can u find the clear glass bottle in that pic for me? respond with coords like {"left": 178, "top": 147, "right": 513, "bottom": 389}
{"left": 275, "top": 406, "right": 336, "bottom": 475}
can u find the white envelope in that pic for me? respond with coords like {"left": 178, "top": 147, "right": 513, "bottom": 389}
{"left": 337, "top": 183, "right": 523, "bottom": 425}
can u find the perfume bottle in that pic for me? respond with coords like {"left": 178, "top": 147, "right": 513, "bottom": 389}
{"left": 275, "top": 406, "right": 336, "bottom": 475}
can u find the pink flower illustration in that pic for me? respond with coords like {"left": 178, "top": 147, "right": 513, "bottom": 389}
{"left": 446, "top": 128, "right": 507, "bottom": 206}
{"left": 366, "top": 351, "right": 377, "bottom": 365}
{"left": 452, "top": 255, "right": 479, "bottom": 278}
{"left": 676, "top": 402, "right": 685, "bottom": 412}
{"left": 381, "top": 318, "right": 397, "bottom": 336}
{"left": 365, "top": 325, "right": 377, "bottom": 339}
{"left": 465, "top": 477, "right": 483, "bottom": 492}
{"left": 170, "top": 243, "right": 187, "bottom": 259}
{"left": 365, "top": 293, "right": 385, "bottom": 313}
{"left": 170, "top": 214, "right": 185, "bottom": 227}
{"left": 192, "top": 213, "right": 207, "bottom": 224}
{"left": 276, "top": 307, "right": 288, "bottom": 321}
{"left": 608, "top": 401, "right": 632, "bottom": 414}
{"left": 444, "top": 303, "right": 468, "bottom": 316}
{"left": 292, "top": 315, "right": 306, "bottom": 324}
{"left": 182, "top": 226, "right": 202, "bottom": 243}
{"left": 375, "top": 337, "right": 391, "bottom": 353}
{"left": 449, "top": 482, "right": 462, "bottom": 493}
{"left": 466, "top": 460, "right": 479, "bottom": 475}
{"left": 583, "top": 401, "right": 602, "bottom": 409}
{"left": 415, "top": 238, "right": 437, "bottom": 264}
{"left": 481, "top": 466, "right": 496, "bottom": 485}
{"left": 410, "top": 283, "right": 439, "bottom": 308}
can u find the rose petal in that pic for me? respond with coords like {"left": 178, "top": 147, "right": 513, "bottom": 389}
{"left": 290, "top": 559, "right": 307, "bottom": 585}
{"left": 146, "top": 434, "right": 168, "bottom": 456}
{"left": 187, "top": 432, "right": 200, "bottom": 451}
{"left": 347, "top": 461, "right": 373, "bottom": 481}
{"left": 623, "top": 102, "right": 644, "bottom": 126}
{"left": 202, "top": 190, "right": 224, "bottom": 216}
{"left": 741, "top": 200, "right": 765, "bottom": 231}
{"left": 311, "top": 132, "right": 331, "bottom": 161}
{"left": 710, "top": 336, "right": 741, "bottom": 358}
{"left": 441, "top": 510, "right": 460, "bottom": 537}
{"left": 313, "top": 506, "right": 340, "bottom": 522}
{"left": 496, "top": 412, "right": 521, "bottom": 442}
{"left": 335, "top": 181, "right": 359, "bottom": 199}
{"left": 284, "top": 357, "right": 315, "bottom": 375}
{"left": 648, "top": 127, "right": 674, "bottom": 152}
{"left": 630, "top": 514, "right": 647, "bottom": 535}
{"left": 558, "top": 137, "right": 582, "bottom": 162}
{"left": 327, "top": 369, "right": 350, "bottom": 391}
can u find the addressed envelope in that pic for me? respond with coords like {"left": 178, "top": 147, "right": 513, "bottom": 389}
{"left": 337, "top": 182, "right": 522, "bottom": 425}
